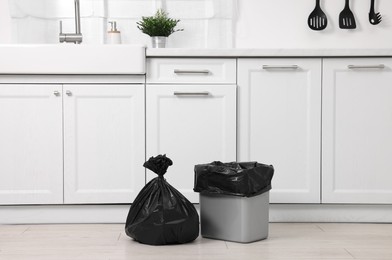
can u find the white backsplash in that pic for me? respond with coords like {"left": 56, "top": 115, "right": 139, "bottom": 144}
{"left": 1, "top": 0, "right": 392, "bottom": 49}
{"left": 234, "top": 0, "right": 392, "bottom": 49}
{"left": 6, "top": 0, "right": 235, "bottom": 48}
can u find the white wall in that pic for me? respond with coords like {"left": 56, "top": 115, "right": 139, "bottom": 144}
{"left": 1, "top": 0, "right": 392, "bottom": 49}
{"left": 0, "top": 0, "right": 12, "bottom": 43}
{"left": 2, "top": 0, "right": 234, "bottom": 48}
{"left": 235, "top": 0, "right": 392, "bottom": 49}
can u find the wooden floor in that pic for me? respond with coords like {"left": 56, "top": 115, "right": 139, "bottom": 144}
{"left": 1, "top": 223, "right": 392, "bottom": 259}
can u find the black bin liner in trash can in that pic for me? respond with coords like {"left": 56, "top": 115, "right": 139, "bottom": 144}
{"left": 125, "top": 155, "right": 199, "bottom": 245}
{"left": 194, "top": 161, "right": 274, "bottom": 197}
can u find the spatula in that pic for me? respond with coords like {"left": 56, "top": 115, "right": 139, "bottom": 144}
{"left": 308, "top": 0, "right": 328, "bottom": 30}
{"left": 369, "top": 0, "right": 382, "bottom": 25}
{"left": 339, "top": 0, "right": 356, "bottom": 29}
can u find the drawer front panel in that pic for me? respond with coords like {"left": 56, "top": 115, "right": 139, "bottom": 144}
{"left": 147, "top": 58, "right": 236, "bottom": 84}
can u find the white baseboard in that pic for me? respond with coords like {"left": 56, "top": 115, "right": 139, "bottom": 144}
{"left": 0, "top": 205, "right": 130, "bottom": 224}
{"left": 269, "top": 204, "right": 392, "bottom": 223}
{"left": 0, "top": 204, "right": 391, "bottom": 224}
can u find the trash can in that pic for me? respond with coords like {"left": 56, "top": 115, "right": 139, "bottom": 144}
{"left": 194, "top": 161, "right": 274, "bottom": 243}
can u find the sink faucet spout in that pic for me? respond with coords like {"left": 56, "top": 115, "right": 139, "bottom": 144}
{"left": 74, "top": 0, "right": 81, "bottom": 36}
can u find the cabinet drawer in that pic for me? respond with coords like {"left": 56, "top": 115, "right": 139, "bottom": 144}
{"left": 147, "top": 58, "right": 236, "bottom": 84}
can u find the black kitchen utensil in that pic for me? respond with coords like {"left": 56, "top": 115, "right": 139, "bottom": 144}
{"left": 339, "top": 0, "right": 356, "bottom": 29}
{"left": 308, "top": 0, "right": 328, "bottom": 30}
{"left": 369, "top": 0, "right": 382, "bottom": 25}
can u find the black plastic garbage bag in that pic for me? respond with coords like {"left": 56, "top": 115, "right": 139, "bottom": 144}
{"left": 125, "top": 154, "right": 199, "bottom": 245}
{"left": 194, "top": 161, "right": 274, "bottom": 197}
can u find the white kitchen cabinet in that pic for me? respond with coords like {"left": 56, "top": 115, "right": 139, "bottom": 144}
{"left": 0, "top": 84, "right": 63, "bottom": 205}
{"left": 63, "top": 84, "right": 145, "bottom": 204}
{"left": 146, "top": 84, "right": 236, "bottom": 203}
{"left": 238, "top": 59, "right": 322, "bottom": 203}
{"left": 322, "top": 58, "right": 392, "bottom": 204}
{"left": 0, "top": 83, "right": 145, "bottom": 205}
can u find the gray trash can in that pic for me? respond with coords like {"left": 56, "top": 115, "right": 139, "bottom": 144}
{"left": 200, "top": 191, "right": 269, "bottom": 243}
{"left": 194, "top": 161, "right": 274, "bottom": 243}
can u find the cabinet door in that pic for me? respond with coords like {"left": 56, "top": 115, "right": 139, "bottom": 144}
{"left": 0, "top": 84, "right": 63, "bottom": 204}
{"left": 146, "top": 85, "right": 236, "bottom": 203}
{"left": 63, "top": 84, "right": 145, "bottom": 204}
{"left": 323, "top": 58, "right": 392, "bottom": 204}
{"left": 238, "top": 59, "right": 322, "bottom": 203}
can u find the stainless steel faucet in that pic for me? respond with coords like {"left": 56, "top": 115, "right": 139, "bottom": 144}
{"left": 59, "top": 0, "right": 83, "bottom": 44}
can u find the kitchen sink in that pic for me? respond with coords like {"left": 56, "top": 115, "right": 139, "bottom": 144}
{"left": 0, "top": 44, "right": 146, "bottom": 75}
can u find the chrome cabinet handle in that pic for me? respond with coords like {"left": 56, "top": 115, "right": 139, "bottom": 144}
{"left": 66, "top": 90, "right": 72, "bottom": 96}
{"left": 262, "top": 65, "right": 299, "bottom": 70}
{"left": 348, "top": 64, "right": 385, "bottom": 69}
{"left": 53, "top": 91, "right": 60, "bottom": 96}
{"left": 174, "top": 69, "right": 210, "bottom": 74}
{"left": 173, "top": 91, "right": 210, "bottom": 96}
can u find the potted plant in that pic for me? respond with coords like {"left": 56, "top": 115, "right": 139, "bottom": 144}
{"left": 137, "top": 9, "right": 183, "bottom": 48}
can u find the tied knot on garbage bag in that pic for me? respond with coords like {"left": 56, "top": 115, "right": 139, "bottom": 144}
{"left": 194, "top": 161, "right": 274, "bottom": 197}
{"left": 125, "top": 154, "right": 199, "bottom": 245}
{"left": 143, "top": 154, "right": 173, "bottom": 177}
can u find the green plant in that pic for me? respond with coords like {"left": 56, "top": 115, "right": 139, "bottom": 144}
{"left": 137, "top": 9, "right": 183, "bottom": 37}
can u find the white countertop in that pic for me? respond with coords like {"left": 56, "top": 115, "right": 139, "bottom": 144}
{"left": 146, "top": 48, "right": 392, "bottom": 57}
{"left": 1, "top": 45, "right": 392, "bottom": 75}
